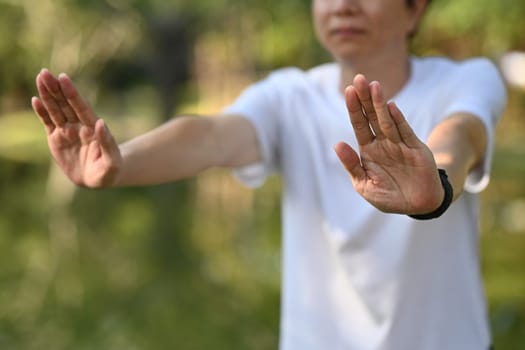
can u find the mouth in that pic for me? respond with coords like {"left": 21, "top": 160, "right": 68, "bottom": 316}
{"left": 330, "top": 27, "right": 366, "bottom": 39}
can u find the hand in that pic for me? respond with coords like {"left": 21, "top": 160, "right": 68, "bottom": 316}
{"left": 32, "top": 69, "right": 122, "bottom": 188}
{"left": 334, "top": 74, "right": 444, "bottom": 215}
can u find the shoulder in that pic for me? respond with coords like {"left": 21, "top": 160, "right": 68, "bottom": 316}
{"left": 261, "top": 67, "right": 308, "bottom": 87}
{"left": 306, "top": 63, "right": 340, "bottom": 84}
{"left": 401, "top": 56, "right": 506, "bottom": 133}
{"left": 265, "top": 66, "right": 305, "bottom": 81}
{"left": 408, "top": 56, "right": 506, "bottom": 108}
{"left": 416, "top": 56, "right": 507, "bottom": 129}
{"left": 415, "top": 55, "right": 497, "bottom": 68}
{"left": 261, "top": 63, "right": 339, "bottom": 91}
{"left": 413, "top": 56, "right": 503, "bottom": 83}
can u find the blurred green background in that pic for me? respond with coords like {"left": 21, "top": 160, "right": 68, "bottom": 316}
{"left": 0, "top": 0, "right": 524, "bottom": 349}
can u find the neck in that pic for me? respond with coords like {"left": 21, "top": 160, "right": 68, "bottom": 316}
{"left": 338, "top": 50, "right": 411, "bottom": 100}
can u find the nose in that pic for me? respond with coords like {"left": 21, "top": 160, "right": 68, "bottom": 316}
{"left": 332, "top": 0, "right": 360, "bottom": 15}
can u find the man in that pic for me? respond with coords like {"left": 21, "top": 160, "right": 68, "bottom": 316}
{"left": 31, "top": 0, "right": 506, "bottom": 348}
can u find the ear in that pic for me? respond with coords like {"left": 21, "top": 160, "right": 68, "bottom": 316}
{"left": 406, "top": 0, "right": 429, "bottom": 37}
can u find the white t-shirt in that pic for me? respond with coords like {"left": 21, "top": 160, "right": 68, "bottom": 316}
{"left": 225, "top": 56, "right": 507, "bottom": 350}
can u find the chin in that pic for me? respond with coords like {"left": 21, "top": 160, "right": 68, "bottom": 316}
{"left": 331, "top": 50, "right": 369, "bottom": 64}
{"left": 324, "top": 43, "right": 371, "bottom": 62}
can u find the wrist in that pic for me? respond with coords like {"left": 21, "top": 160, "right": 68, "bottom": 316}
{"left": 409, "top": 169, "right": 454, "bottom": 220}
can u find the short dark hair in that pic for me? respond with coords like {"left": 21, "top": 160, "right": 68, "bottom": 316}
{"left": 406, "top": 0, "right": 432, "bottom": 7}
{"left": 406, "top": 0, "right": 432, "bottom": 37}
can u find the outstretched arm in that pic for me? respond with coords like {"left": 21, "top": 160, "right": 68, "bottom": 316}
{"left": 32, "top": 69, "right": 261, "bottom": 188}
{"left": 334, "top": 74, "right": 486, "bottom": 216}
{"left": 425, "top": 112, "right": 486, "bottom": 201}
{"left": 116, "top": 112, "right": 260, "bottom": 186}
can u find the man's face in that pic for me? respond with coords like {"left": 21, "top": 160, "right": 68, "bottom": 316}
{"left": 312, "top": 0, "right": 425, "bottom": 61}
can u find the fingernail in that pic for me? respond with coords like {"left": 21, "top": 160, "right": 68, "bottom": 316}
{"left": 58, "top": 73, "right": 68, "bottom": 79}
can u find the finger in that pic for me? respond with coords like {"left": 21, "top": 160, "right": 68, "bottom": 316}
{"left": 58, "top": 73, "right": 98, "bottom": 126}
{"left": 31, "top": 96, "right": 55, "bottom": 134}
{"left": 370, "top": 82, "right": 401, "bottom": 143}
{"left": 334, "top": 142, "right": 366, "bottom": 182}
{"left": 36, "top": 71, "right": 67, "bottom": 126}
{"left": 387, "top": 102, "right": 422, "bottom": 148}
{"left": 353, "top": 74, "right": 383, "bottom": 138}
{"left": 344, "top": 86, "right": 374, "bottom": 146}
{"left": 39, "top": 69, "right": 77, "bottom": 123}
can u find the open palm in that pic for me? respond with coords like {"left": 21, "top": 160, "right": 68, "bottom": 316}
{"left": 32, "top": 69, "right": 121, "bottom": 188}
{"left": 334, "top": 75, "right": 444, "bottom": 215}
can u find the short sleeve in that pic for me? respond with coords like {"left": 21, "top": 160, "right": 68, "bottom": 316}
{"left": 223, "top": 68, "right": 299, "bottom": 187}
{"left": 440, "top": 58, "right": 507, "bottom": 193}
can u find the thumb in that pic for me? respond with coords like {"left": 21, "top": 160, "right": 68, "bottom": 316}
{"left": 334, "top": 142, "right": 366, "bottom": 182}
{"left": 95, "top": 119, "right": 119, "bottom": 156}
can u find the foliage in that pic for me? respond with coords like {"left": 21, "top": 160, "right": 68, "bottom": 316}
{"left": 0, "top": 0, "right": 524, "bottom": 349}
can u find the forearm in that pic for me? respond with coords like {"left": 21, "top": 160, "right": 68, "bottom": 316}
{"left": 113, "top": 116, "right": 218, "bottom": 187}
{"left": 427, "top": 113, "right": 487, "bottom": 201}
{"left": 113, "top": 115, "right": 260, "bottom": 187}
